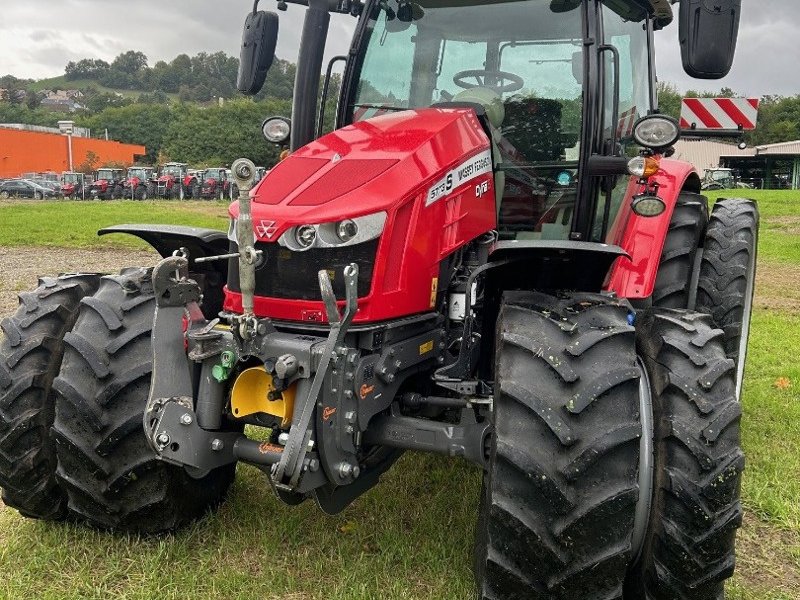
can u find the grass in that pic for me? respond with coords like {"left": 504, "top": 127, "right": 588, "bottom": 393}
{"left": 0, "top": 199, "right": 229, "bottom": 249}
{"left": 1, "top": 190, "right": 800, "bottom": 599}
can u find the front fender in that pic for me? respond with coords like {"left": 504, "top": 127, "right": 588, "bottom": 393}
{"left": 98, "top": 224, "right": 230, "bottom": 318}
{"left": 606, "top": 160, "right": 700, "bottom": 299}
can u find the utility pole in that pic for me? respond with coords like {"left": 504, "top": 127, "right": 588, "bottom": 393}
{"left": 58, "top": 120, "right": 75, "bottom": 171}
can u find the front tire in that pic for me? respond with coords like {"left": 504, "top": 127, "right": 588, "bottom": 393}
{"left": 52, "top": 268, "right": 236, "bottom": 533}
{"left": 651, "top": 193, "right": 708, "bottom": 309}
{"left": 629, "top": 310, "right": 743, "bottom": 600}
{"left": 0, "top": 275, "right": 100, "bottom": 519}
{"left": 476, "top": 292, "right": 642, "bottom": 600}
{"left": 695, "top": 198, "right": 758, "bottom": 399}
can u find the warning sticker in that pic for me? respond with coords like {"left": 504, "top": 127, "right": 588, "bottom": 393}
{"left": 426, "top": 149, "right": 493, "bottom": 206}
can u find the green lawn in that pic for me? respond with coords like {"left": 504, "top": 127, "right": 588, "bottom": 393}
{"left": 0, "top": 190, "right": 799, "bottom": 599}
{"left": 0, "top": 199, "right": 229, "bottom": 249}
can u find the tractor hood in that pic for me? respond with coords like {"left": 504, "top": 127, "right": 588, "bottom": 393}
{"left": 232, "top": 108, "right": 490, "bottom": 241}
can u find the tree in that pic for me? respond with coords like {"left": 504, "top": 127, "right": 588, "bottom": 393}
{"left": 80, "top": 103, "right": 174, "bottom": 163}
{"left": 111, "top": 51, "right": 149, "bottom": 75}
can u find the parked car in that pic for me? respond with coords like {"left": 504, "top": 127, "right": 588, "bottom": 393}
{"left": 0, "top": 179, "right": 56, "bottom": 199}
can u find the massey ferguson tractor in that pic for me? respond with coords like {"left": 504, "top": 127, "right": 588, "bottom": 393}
{"left": 198, "top": 167, "right": 239, "bottom": 200}
{"left": 60, "top": 171, "right": 91, "bottom": 199}
{"left": 88, "top": 167, "right": 125, "bottom": 200}
{"left": 121, "top": 166, "right": 156, "bottom": 200}
{"left": 0, "top": 1, "right": 758, "bottom": 599}
{"left": 153, "top": 162, "right": 198, "bottom": 199}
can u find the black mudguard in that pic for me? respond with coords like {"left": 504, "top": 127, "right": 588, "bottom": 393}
{"left": 98, "top": 224, "right": 230, "bottom": 318}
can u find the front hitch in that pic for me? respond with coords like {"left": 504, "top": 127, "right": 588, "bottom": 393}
{"left": 272, "top": 263, "right": 360, "bottom": 488}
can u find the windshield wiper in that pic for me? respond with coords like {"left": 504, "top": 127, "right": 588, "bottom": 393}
{"left": 352, "top": 104, "right": 409, "bottom": 112}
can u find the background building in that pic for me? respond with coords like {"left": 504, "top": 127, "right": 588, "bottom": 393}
{"left": 0, "top": 124, "right": 145, "bottom": 177}
{"left": 673, "top": 139, "right": 800, "bottom": 189}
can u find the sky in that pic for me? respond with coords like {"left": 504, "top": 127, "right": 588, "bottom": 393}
{"left": 0, "top": 0, "right": 795, "bottom": 98}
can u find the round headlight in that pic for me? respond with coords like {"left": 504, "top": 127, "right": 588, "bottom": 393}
{"left": 631, "top": 194, "right": 666, "bottom": 217}
{"left": 262, "top": 117, "right": 291, "bottom": 144}
{"left": 336, "top": 219, "right": 358, "bottom": 242}
{"left": 633, "top": 115, "right": 680, "bottom": 150}
{"left": 295, "top": 225, "right": 317, "bottom": 248}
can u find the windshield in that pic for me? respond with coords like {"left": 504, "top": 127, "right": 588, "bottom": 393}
{"left": 205, "top": 169, "right": 224, "bottom": 179}
{"left": 128, "top": 168, "right": 149, "bottom": 179}
{"left": 64, "top": 173, "right": 80, "bottom": 184}
{"left": 97, "top": 169, "right": 115, "bottom": 180}
{"left": 162, "top": 166, "right": 184, "bottom": 177}
{"left": 352, "top": 0, "right": 585, "bottom": 239}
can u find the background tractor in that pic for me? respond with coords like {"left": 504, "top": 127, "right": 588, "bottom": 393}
{"left": 60, "top": 171, "right": 91, "bottom": 199}
{"left": 702, "top": 166, "right": 754, "bottom": 190}
{"left": 198, "top": 167, "right": 238, "bottom": 200}
{"left": 153, "top": 162, "right": 198, "bottom": 199}
{"left": 0, "top": 1, "right": 757, "bottom": 600}
{"left": 121, "top": 166, "right": 156, "bottom": 200}
{"left": 88, "top": 167, "right": 125, "bottom": 200}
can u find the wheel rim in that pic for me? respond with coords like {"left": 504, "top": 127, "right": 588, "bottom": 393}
{"left": 631, "top": 358, "right": 655, "bottom": 560}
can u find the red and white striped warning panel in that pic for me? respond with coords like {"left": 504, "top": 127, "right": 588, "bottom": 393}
{"left": 617, "top": 106, "right": 639, "bottom": 139}
{"left": 680, "top": 97, "right": 760, "bottom": 131}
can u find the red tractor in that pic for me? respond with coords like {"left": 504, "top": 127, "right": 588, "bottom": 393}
{"left": 60, "top": 171, "right": 91, "bottom": 199}
{"left": 1, "top": 1, "right": 757, "bottom": 599}
{"left": 88, "top": 167, "right": 125, "bottom": 200}
{"left": 198, "top": 167, "right": 239, "bottom": 200}
{"left": 153, "top": 162, "right": 198, "bottom": 199}
{"left": 121, "top": 166, "right": 155, "bottom": 200}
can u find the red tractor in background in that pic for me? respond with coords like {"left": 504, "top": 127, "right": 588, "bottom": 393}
{"left": 60, "top": 171, "right": 92, "bottom": 199}
{"left": 198, "top": 167, "right": 239, "bottom": 200}
{"left": 153, "top": 162, "right": 198, "bottom": 199}
{"left": 88, "top": 167, "right": 125, "bottom": 200}
{"left": 121, "top": 166, "right": 155, "bottom": 200}
{"left": 0, "top": 1, "right": 758, "bottom": 599}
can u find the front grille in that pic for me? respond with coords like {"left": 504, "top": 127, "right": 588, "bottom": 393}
{"left": 227, "top": 239, "right": 378, "bottom": 300}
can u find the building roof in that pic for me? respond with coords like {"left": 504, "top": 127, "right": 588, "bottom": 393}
{"left": 673, "top": 139, "right": 755, "bottom": 171}
{"left": 755, "top": 140, "right": 800, "bottom": 155}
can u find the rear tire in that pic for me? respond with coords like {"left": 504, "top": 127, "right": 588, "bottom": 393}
{"left": 628, "top": 309, "right": 743, "bottom": 600}
{"left": 52, "top": 268, "right": 236, "bottom": 533}
{"left": 695, "top": 198, "right": 758, "bottom": 399}
{"left": 651, "top": 193, "right": 708, "bottom": 309}
{"left": 476, "top": 291, "right": 642, "bottom": 600}
{"left": 0, "top": 275, "right": 100, "bottom": 519}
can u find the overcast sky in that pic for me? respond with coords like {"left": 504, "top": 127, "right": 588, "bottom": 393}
{"left": 0, "top": 0, "right": 794, "bottom": 98}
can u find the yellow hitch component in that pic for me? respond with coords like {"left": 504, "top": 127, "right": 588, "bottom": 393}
{"left": 230, "top": 366, "right": 296, "bottom": 427}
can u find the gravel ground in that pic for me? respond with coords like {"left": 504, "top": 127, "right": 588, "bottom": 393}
{"left": 0, "top": 246, "right": 158, "bottom": 316}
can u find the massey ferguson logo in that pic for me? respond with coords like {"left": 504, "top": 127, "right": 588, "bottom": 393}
{"left": 255, "top": 220, "right": 279, "bottom": 239}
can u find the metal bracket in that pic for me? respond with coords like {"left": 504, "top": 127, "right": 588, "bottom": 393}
{"left": 363, "top": 405, "right": 491, "bottom": 468}
{"left": 153, "top": 403, "right": 241, "bottom": 473}
{"left": 273, "top": 263, "right": 360, "bottom": 487}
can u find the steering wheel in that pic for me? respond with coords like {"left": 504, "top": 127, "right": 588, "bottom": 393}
{"left": 453, "top": 69, "right": 524, "bottom": 94}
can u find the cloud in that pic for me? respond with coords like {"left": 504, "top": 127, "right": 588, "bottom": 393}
{"left": 0, "top": 0, "right": 793, "bottom": 98}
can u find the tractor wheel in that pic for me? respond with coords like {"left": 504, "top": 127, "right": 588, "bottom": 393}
{"left": 34, "top": 191, "right": 43, "bottom": 200}
{"left": 135, "top": 185, "right": 148, "bottom": 201}
{"left": 475, "top": 291, "right": 642, "bottom": 600}
{"left": 695, "top": 198, "right": 759, "bottom": 399}
{"left": 0, "top": 275, "right": 100, "bottom": 520}
{"left": 627, "top": 309, "right": 742, "bottom": 600}
{"left": 51, "top": 268, "right": 236, "bottom": 533}
{"left": 189, "top": 182, "right": 198, "bottom": 200}
{"left": 651, "top": 193, "right": 708, "bottom": 309}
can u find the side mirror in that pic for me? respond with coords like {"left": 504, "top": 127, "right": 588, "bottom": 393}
{"left": 237, "top": 10, "right": 279, "bottom": 95}
{"left": 679, "top": 0, "right": 741, "bottom": 79}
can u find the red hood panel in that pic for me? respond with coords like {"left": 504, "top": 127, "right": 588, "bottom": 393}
{"left": 242, "top": 108, "right": 489, "bottom": 238}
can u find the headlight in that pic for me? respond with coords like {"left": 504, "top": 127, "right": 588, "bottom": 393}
{"left": 633, "top": 115, "right": 680, "bottom": 150}
{"left": 336, "top": 219, "right": 358, "bottom": 242}
{"left": 631, "top": 194, "right": 666, "bottom": 217}
{"left": 279, "top": 212, "right": 387, "bottom": 252}
{"left": 295, "top": 225, "right": 317, "bottom": 248}
{"left": 262, "top": 117, "right": 291, "bottom": 144}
